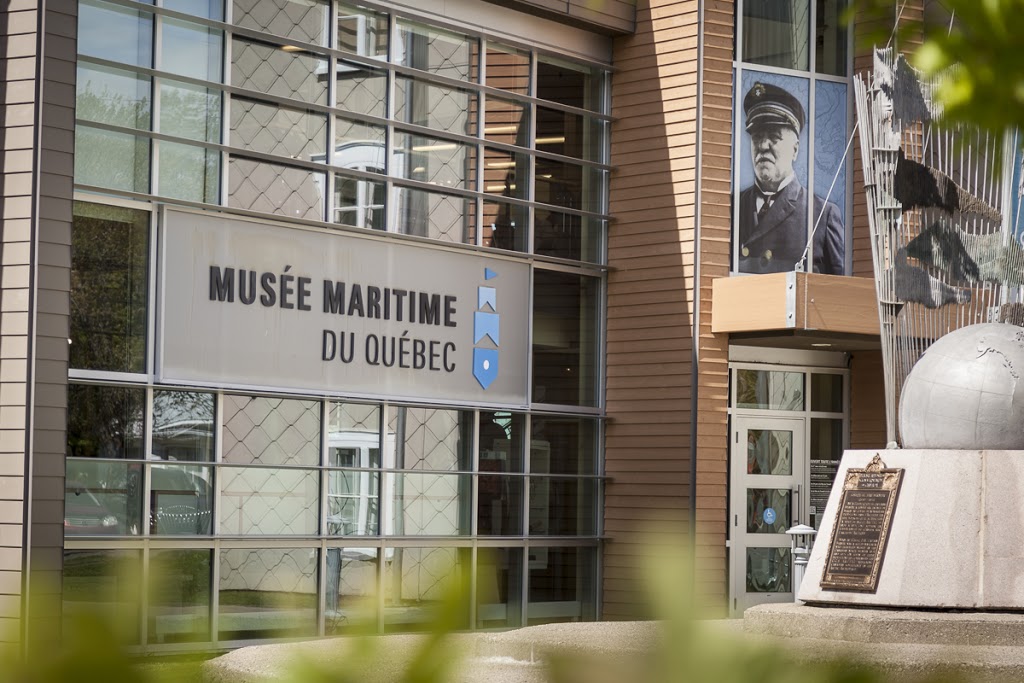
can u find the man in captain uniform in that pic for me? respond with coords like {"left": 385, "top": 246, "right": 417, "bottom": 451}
{"left": 738, "top": 81, "right": 845, "bottom": 275}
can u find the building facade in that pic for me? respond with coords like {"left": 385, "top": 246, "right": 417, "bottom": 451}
{"left": 0, "top": 0, "right": 897, "bottom": 653}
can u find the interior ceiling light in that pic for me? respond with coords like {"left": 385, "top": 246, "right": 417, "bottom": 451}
{"left": 811, "top": 343, "right": 833, "bottom": 347}
{"left": 486, "top": 161, "right": 517, "bottom": 168}
{"left": 535, "top": 136, "right": 566, "bottom": 144}
{"left": 281, "top": 45, "right": 304, "bottom": 52}
{"left": 483, "top": 125, "right": 517, "bottom": 134}
{"left": 411, "top": 143, "right": 457, "bottom": 152}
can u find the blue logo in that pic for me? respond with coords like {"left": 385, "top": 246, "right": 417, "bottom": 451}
{"left": 473, "top": 268, "right": 500, "bottom": 389}
{"left": 763, "top": 507, "right": 777, "bottom": 525}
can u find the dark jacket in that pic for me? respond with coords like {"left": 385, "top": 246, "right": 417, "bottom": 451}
{"left": 737, "top": 180, "right": 845, "bottom": 275}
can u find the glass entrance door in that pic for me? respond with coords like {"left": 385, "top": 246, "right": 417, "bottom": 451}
{"left": 729, "top": 415, "right": 806, "bottom": 615}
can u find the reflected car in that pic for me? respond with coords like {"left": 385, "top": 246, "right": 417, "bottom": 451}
{"left": 64, "top": 481, "right": 123, "bottom": 535}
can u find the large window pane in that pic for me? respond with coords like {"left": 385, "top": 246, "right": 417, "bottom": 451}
{"left": 742, "top": 0, "right": 810, "bottom": 70}
{"left": 165, "top": 0, "right": 222, "bottom": 20}
{"left": 392, "top": 132, "right": 474, "bottom": 190}
{"left": 396, "top": 21, "right": 475, "bottom": 82}
{"left": 148, "top": 550, "right": 211, "bottom": 644}
{"left": 76, "top": 63, "right": 151, "bottom": 130}
{"left": 70, "top": 202, "right": 149, "bottom": 372}
{"left": 327, "top": 470, "right": 378, "bottom": 535}
{"left": 735, "top": 369, "right": 805, "bottom": 410}
{"left": 158, "top": 141, "right": 220, "bottom": 203}
{"left": 484, "top": 95, "right": 529, "bottom": 146}
{"left": 334, "top": 173, "right": 386, "bottom": 230}
{"left": 484, "top": 43, "right": 529, "bottom": 95}
{"left": 336, "top": 60, "right": 388, "bottom": 117}
{"left": 228, "top": 156, "right": 325, "bottom": 221}
{"left": 389, "top": 407, "right": 472, "bottom": 470}
{"left": 232, "top": 38, "right": 328, "bottom": 104}
{"left": 479, "top": 411, "right": 524, "bottom": 472}
{"left": 527, "top": 546, "right": 597, "bottom": 625}
{"left": 815, "top": 0, "right": 848, "bottom": 76}
{"left": 327, "top": 402, "right": 381, "bottom": 465}
{"left": 231, "top": 96, "right": 327, "bottom": 161}
{"left": 395, "top": 77, "right": 474, "bottom": 136}
{"left": 537, "top": 57, "right": 604, "bottom": 113}
{"left": 530, "top": 416, "right": 597, "bottom": 475}
{"left": 534, "top": 158, "right": 605, "bottom": 213}
{"left": 63, "top": 550, "right": 141, "bottom": 644}
{"left": 334, "top": 117, "right": 386, "bottom": 166}
{"left": 160, "top": 81, "right": 221, "bottom": 143}
{"left": 152, "top": 390, "right": 214, "bottom": 461}
{"left": 812, "top": 79, "right": 849, "bottom": 275}
{"left": 67, "top": 384, "right": 146, "bottom": 459}
{"left": 536, "top": 106, "right": 605, "bottom": 163}
{"left": 150, "top": 464, "right": 213, "bottom": 534}
{"left": 161, "top": 18, "right": 222, "bottom": 82}
{"left": 235, "top": 0, "right": 329, "bottom": 46}
{"left": 477, "top": 474, "right": 523, "bottom": 535}
{"left": 75, "top": 126, "right": 150, "bottom": 194}
{"left": 337, "top": 3, "right": 387, "bottom": 56}
{"left": 527, "top": 477, "right": 597, "bottom": 536}
{"left": 483, "top": 147, "right": 528, "bottom": 201}
{"left": 65, "top": 460, "right": 141, "bottom": 536}
{"left": 383, "top": 547, "right": 470, "bottom": 631}
{"left": 218, "top": 467, "right": 320, "bottom": 534}
{"left": 390, "top": 186, "right": 475, "bottom": 243}
{"left": 79, "top": 0, "right": 153, "bottom": 67}
{"left": 811, "top": 373, "right": 844, "bottom": 412}
{"left": 391, "top": 472, "right": 471, "bottom": 535}
{"left": 810, "top": 417, "right": 843, "bottom": 529}
{"left": 325, "top": 547, "right": 378, "bottom": 634}
{"left": 532, "top": 270, "right": 600, "bottom": 407}
{"left": 218, "top": 548, "right": 318, "bottom": 640}
{"left": 482, "top": 200, "right": 527, "bottom": 253}
{"left": 477, "top": 548, "right": 523, "bottom": 628}
{"left": 222, "top": 395, "right": 321, "bottom": 466}
{"left": 534, "top": 209, "right": 604, "bottom": 264}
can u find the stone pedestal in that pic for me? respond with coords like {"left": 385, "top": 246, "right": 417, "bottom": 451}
{"left": 800, "top": 449, "right": 1024, "bottom": 609}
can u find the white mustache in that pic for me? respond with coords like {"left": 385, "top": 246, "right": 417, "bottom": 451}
{"left": 755, "top": 154, "right": 776, "bottom": 164}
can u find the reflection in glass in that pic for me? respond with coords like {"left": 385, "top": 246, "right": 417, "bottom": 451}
{"left": 70, "top": 202, "right": 149, "bottom": 372}
{"left": 811, "top": 373, "right": 844, "bottom": 412}
{"left": 228, "top": 156, "right": 325, "bottom": 221}
{"left": 150, "top": 464, "right": 212, "bottom": 534}
{"left": 218, "top": 548, "right": 318, "bottom": 640}
{"left": 746, "top": 488, "right": 791, "bottom": 533}
{"left": 63, "top": 550, "right": 141, "bottom": 644}
{"left": 530, "top": 416, "right": 597, "bottom": 475}
{"left": 736, "top": 369, "right": 805, "bottom": 410}
{"left": 535, "top": 158, "right": 605, "bottom": 213}
{"left": 148, "top": 550, "right": 211, "bottom": 644}
{"left": 325, "top": 547, "right": 378, "bottom": 634}
{"left": 746, "top": 429, "right": 793, "bottom": 475}
{"left": 336, "top": 61, "right": 388, "bottom": 117}
{"left": 327, "top": 402, "right": 381, "bottom": 464}
{"left": 527, "top": 546, "right": 597, "bottom": 625}
{"left": 534, "top": 209, "right": 604, "bottom": 263}
{"left": 161, "top": 18, "right": 222, "bottom": 81}
{"left": 477, "top": 548, "right": 524, "bottom": 628}
{"left": 165, "top": 0, "right": 223, "bottom": 20}
{"left": 152, "top": 391, "right": 214, "bottom": 462}
{"left": 234, "top": 0, "right": 329, "bottom": 46}
{"left": 746, "top": 547, "right": 792, "bottom": 592}
{"left": 160, "top": 81, "right": 220, "bottom": 142}
{"left": 337, "top": 3, "right": 387, "bottom": 56}
{"left": 485, "top": 43, "right": 530, "bottom": 95}
{"left": 75, "top": 126, "right": 150, "bottom": 193}
{"left": 218, "top": 467, "right": 320, "bottom": 535}
{"left": 527, "top": 477, "right": 597, "bottom": 536}
{"left": 536, "top": 57, "right": 604, "bottom": 113}
{"left": 484, "top": 95, "right": 529, "bottom": 146}
{"left": 383, "top": 547, "right": 470, "bottom": 631}
{"left": 327, "top": 470, "right": 379, "bottom": 535}
{"left": 815, "top": 0, "right": 848, "bottom": 76}
{"left": 742, "top": 0, "right": 810, "bottom": 71}
{"left": 396, "top": 21, "right": 475, "bottom": 82}
{"left": 477, "top": 475, "right": 523, "bottom": 535}
{"left": 391, "top": 473, "right": 471, "bottom": 536}
{"left": 391, "top": 186, "right": 474, "bottom": 243}
{"left": 232, "top": 38, "right": 328, "bottom": 104}
{"left": 230, "top": 97, "right": 327, "bottom": 160}
{"left": 76, "top": 63, "right": 150, "bottom": 129}
{"left": 222, "top": 395, "right": 321, "bottom": 466}
{"left": 483, "top": 146, "right": 528, "bottom": 200}
{"left": 67, "top": 384, "right": 146, "bottom": 458}
{"left": 396, "top": 77, "right": 474, "bottom": 135}
{"left": 334, "top": 173, "right": 386, "bottom": 230}
{"left": 159, "top": 141, "right": 220, "bottom": 203}
{"left": 79, "top": 0, "right": 152, "bottom": 67}
{"left": 479, "top": 412, "right": 524, "bottom": 472}
{"left": 536, "top": 106, "right": 605, "bottom": 162}
{"left": 65, "top": 460, "right": 141, "bottom": 536}
{"left": 390, "top": 407, "right": 472, "bottom": 470}
{"left": 482, "top": 200, "right": 528, "bottom": 253}
{"left": 392, "top": 132, "right": 473, "bottom": 190}
{"left": 335, "top": 117, "right": 386, "bottom": 159}
{"left": 810, "top": 418, "right": 843, "bottom": 528}
{"left": 532, "top": 269, "right": 600, "bottom": 406}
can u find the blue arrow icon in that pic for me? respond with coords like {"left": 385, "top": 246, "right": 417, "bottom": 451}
{"left": 478, "top": 286, "right": 497, "bottom": 312}
{"left": 474, "top": 311, "right": 500, "bottom": 345}
{"left": 484, "top": 268, "right": 498, "bottom": 280}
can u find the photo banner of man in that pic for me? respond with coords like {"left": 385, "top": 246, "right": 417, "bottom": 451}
{"left": 814, "top": 80, "right": 849, "bottom": 274}
{"left": 735, "top": 71, "right": 845, "bottom": 275}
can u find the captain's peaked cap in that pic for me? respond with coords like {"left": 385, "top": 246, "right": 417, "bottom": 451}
{"left": 744, "top": 81, "right": 805, "bottom": 134}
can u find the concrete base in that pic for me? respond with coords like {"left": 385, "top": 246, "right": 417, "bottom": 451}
{"left": 745, "top": 603, "right": 1024, "bottom": 682}
{"left": 800, "top": 449, "right": 1024, "bottom": 609}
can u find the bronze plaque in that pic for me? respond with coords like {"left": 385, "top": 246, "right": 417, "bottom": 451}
{"left": 820, "top": 454, "right": 904, "bottom": 592}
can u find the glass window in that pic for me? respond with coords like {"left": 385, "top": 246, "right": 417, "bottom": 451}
{"left": 161, "top": 18, "right": 222, "bottom": 82}
{"left": 477, "top": 474, "right": 523, "bottom": 535}
{"left": 231, "top": 38, "right": 328, "bottom": 105}
{"left": 396, "top": 21, "right": 476, "bottom": 82}
{"left": 67, "top": 384, "right": 146, "bottom": 458}
{"left": 747, "top": 428, "right": 794, "bottom": 475}
{"left": 390, "top": 186, "right": 475, "bottom": 243}
{"left": 534, "top": 209, "right": 604, "bottom": 264}
{"left": 234, "top": 0, "right": 329, "bottom": 46}
{"left": 392, "top": 132, "right": 473, "bottom": 190}
{"left": 70, "top": 202, "right": 149, "bottom": 372}
{"left": 747, "top": 488, "right": 791, "bottom": 533}
{"left": 336, "top": 60, "right": 388, "bottom": 117}
{"left": 483, "top": 147, "right": 528, "bottom": 201}
{"left": 148, "top": 550, "right": 211, "bottom": 644}
{"left": 534, "top": 158, "right": 605, "bottom": 213}
{"left": 389, "top": 407, "right": 472, "bottom": 470}
{"left": 335, "top": 117, "right": 386, "bottom": 164}
{"left": 150, "top": 464, "right": 213, "bottom": 534}
{"left": 218, "top": 548, "right": 318, "bottom": 640}
{"left": 746, "top": 547, "right": 792, "bottom": 592}
{"left": 536, "top": 105, "right": 605, "bottom": 163}
{"left": 227, "top": 156, "right": 325, "bottom": 221}
{"left": 810, "top": 417, "right": 843, "bottom": 528}
{"left": 65, "top": 460, "right": 142, "bottom": 536}
{"left": 326, "top": 470, "right": 379, "bottom": 535}
{"left": 742, "top": 0, "right": 810, "bottom": 71}
{"left": 735, "top": 369, "right": 805, "bottom": 410}
{"left": 383, "top": 547, "right": 470, "bottom": 631}
{"left": 812, "top": 79, "right": 849, "bottom": 275}
{"left": 325, "top": 547, "right": 378, "bottom": 634}
{"left": 76, "top": 63, "right": 151, "bottom": 130}
{"left": 159, "top": 141, "right": 220, "bottom": 203}
{"left": 526, "top": 546, "right": 597, "bottom": 625}
{"left": 327, "top": 402, "right": 381, "bottom": 464}
{"left": 75, "top": 126, "right": 150, "bottom": 194}
{"left": 484, "top": 43, "right": 530, "bottom": 95}
{"left": 479, "top": 412, "right": 524, "bottom": 472}
{"left": 334, "top": 173, "right": 386, "bottom": 230}
{"left": 815, "top": 0, "right": 848, "bottom": 76}
{"left": 160, "top": 81, "right": 221, "bottom": 143}
{"left": 484, "top": 95, "right": 529, "bottom": 146}
{"left": 477, "top": 548, "right": 523, "bottom": 628}
{"left": 164, "top": 0, "right": 223, "bottom": 20}
{"left": 79, "top": 0, "right": 153, "bottom": 68}
{"left": 218, "top": 466, "right": 320, "bottom": 534}
{"left": 221, "top": 395, "right": 321, "bottom": 466}
{"left": 482, "top": 200, "right": 527, "bottom": 253}
{"left": 230, "top": 96, "right": 327, "bottom": 161}
{"left": 527, "top": 477, "right": 597, "bottom": 536}
{"left": 391, "top": 472, "right": 471, "bottom": 535}
{"left": 811, "top": 373, "right": 844, "bottom": 412}
{"left": 63, "top": 550, "right": 141, "bottom": 644}
{"left": 530, "top": 416, "right": 597, "bottom": 475}
{"left": 532, "top": 269, "right": 600, "bottom": 407}
{"left": 337, "top": 3, "right": 387, "bottom": 57}
{"left": 395, "top": 77, "right": 475, "bottom": 136}
{"left": 536, "top": 56, "right": 604, "bottom": 113}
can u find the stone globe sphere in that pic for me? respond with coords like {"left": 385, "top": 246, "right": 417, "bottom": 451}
{"left": 900, "top": 322, "right": 1024, "bottom": 449}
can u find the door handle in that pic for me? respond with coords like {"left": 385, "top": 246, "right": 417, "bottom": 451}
{"left": 792, "top": 484, "right": 801, "bottom": 525}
